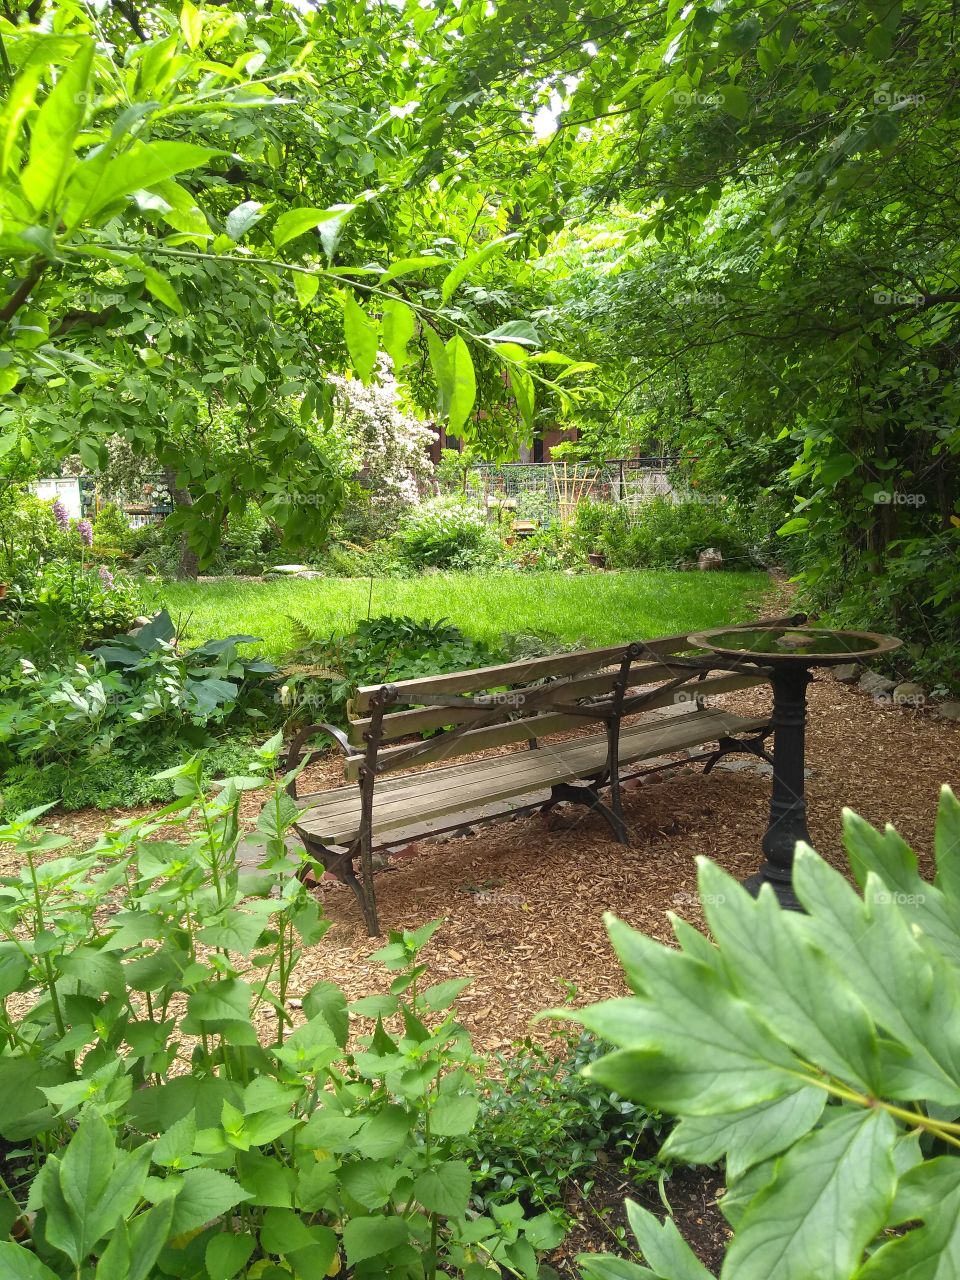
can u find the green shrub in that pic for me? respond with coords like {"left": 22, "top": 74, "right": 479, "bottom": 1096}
{"left": 572, "top": 786, "right": 960, "bottom": 1280}
{"left": 91, "top": 502, "right": 134, "bottom": 553}
{"left": 0, "top": 610, "right": 281, "bottom": 807}
{"left": 213, "top": 501, "right": 280, "bottom": 575}
{"left": 0, "top": 747, "right": 560, "bottom": 1278}
{"left": 0, "top": 733, "right": 259, "bottom": 813}
{"left": 317, "top": 538, "right": 408, "bottom": 578}
{"left": 571, "top": 497, "right": 610, "bottom": 559}
{"left": 0, "top": 488, "right": 63, "bottom": 577}
{"left": 393, "top": 497, "right": 503, "bottom": 571}
{"left": 1, "top": 561, "right": 146, "bottom": 658}
{"left": 468, "top": 1028, "right": 660, "bottom": 1219}
{"left": 601, "top": 496, "right": 758, "bottom": 569}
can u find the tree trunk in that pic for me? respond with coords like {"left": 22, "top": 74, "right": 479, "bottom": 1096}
{"left": 163, "top": 466, "right": 199, "bottom": 580}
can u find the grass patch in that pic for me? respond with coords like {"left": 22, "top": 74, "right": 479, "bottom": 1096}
{"left": 147, "top": 569, "right": 771, "bottom": 659}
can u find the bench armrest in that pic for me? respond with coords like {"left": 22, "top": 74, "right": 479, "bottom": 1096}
{"left": 285, "top": 722, "right": 360, "bottom": 799}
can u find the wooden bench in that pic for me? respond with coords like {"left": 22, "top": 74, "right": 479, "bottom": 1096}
{"left": 286, "top": 613, "right": 803, "bottom": 934}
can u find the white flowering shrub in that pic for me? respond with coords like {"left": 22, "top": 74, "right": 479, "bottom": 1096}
{"left": 329, "top": 361, "right": 437, "bottom": 540}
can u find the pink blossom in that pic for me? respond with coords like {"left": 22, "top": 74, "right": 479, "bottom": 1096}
{"left": 98, "top": 566, "right": 114, "bottom": 590}
{"left": 76, "top": 519, "right": 93, "bottom": 547}
{"left": 52, "top": 498, "right": 70, "bottom": 530}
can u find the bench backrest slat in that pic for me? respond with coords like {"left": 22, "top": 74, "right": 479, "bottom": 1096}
{"left": 343, "top": 669, "right": 766, "bottom": 781}
{"left": 352, "top": 635, "right": 692, "bottom": 714}
{"left": 348, "top": 655, "right": 704, "bottom": 746}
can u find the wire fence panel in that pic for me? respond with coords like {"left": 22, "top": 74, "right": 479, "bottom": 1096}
{"left": 451, "top": 458, "right": 680, "bottom": 524}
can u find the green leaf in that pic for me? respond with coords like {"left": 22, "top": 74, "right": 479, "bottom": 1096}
{"left": 698, "top": 861, "right": 881, "bottom": 1090}
{"left": 576, "top": 915, "right": 799, "bottom": 1114}
{"left": 339, "top": 1159, "right": 403, "bottom": 1209}
{"left": 180, "top": 0, "right": 203, "bottom": 49}
{"left": 578, "top": 1256, "right": 656, "bottom": 1279}
{"left": 426, "top": 326, "right": 453, "bottom": 417}
{"left": 429, "top": 1092, "right": 479, "bottom": 1137}
{"left": 623, "top": 1200, "right": 713, "bottom": 1279}
{"left": 205, "top": 1232, "right": 256, "bottom": 1280}
{"left": 934, "top": 786, "right": 960, "bottom": 901}
{"left": 510, "top": 367, "right": 535, "bottom": 430}
{"left": 720, "top": 83, "right": 750, "bottom": 119}
{"left": 441, "top": 233, "right": 518, "bottom": 302}
{"left": 776, "top": 516, "right": 810, "bottom": 536}
{"left": 793, "top": 849, "right": 960, "bottom": 1103}
{"left": 445, "top": 335, "right": 476, "bottom": 433}
{"left": 273, "top": 206, "right": 340, "bottom": 249}
{"left": 723, "top": 1107, "right": 897, "bottom": 1279}
{"left": 381, "top": 297, "right": 416, "bottom": 372}
{"left": 342, "top": 291, "right": 378, "bottom": 383}
{"left": 485, "top": 319, "right": 541, "bottom": 347}
{"left": 260, "top": 1207, "right": 316, "bottom": 1254}
{"left": 413, "top": 1159, "right": 471, "bottom": 1218}
{"left": 0, "top": 943, "right": 29, "bottom": 998}
{"left": 860, "top": 1157, "right": 960, "bottom": 1278}
{"left": 302, "top": 979, "right": 349, "bottom": 1048}
{"left": 20, "top": 42, "right": 94, "bottom": 213}
{"left": 0, "top": 1243, "right": 61, "bottom": 1279}
{"left": 225, "top": 200, "right": 264, "bottom": 241}
{"left": 661, "top": 1088, "right": 826, "bottom": 1180}
{"left": 77, "top": 142, "right": 218, "bottom": 223}
{"left": 421, "top": 978, "right": 472, "bottom": 1012}
{"left": 380, "top": 256, "right": 447, "bottom": 284}
{"left": 142, "top": 266, "right": 184, "bottom": 316}
{"left": 169, "top": 1168, "right": 251, "bottom": 1237}
{"left": 292, "top": 272, "right": 319, "bottom": 306}
{"left": 523, "top": 1211, "right": 565, "bottom": 1251}
{"left": 95, "top": 1199, "right": 176, "bottom": 1280}
{"left": 352, "top": 1105, "right": 411, "bottom": 1159}
{"left": 274, "top": 1013, "right": 339, "bottom": 1071}
{"left": 342, "top": 1215, "right": 410, "bottom": 1266}
{"left": 0, "top": 63, "right": 41, "bottom": 178}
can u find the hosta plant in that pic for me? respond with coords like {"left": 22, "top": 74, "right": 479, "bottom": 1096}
{"left": 0, "top": 738, "right": 560, "bottom": 1278}
{"left": 569, "top": 785, "right": 960, "bottom": 1280}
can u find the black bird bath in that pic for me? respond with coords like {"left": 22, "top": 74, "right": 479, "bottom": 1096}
{"left": 688, "top": 626, "right": 902, "bottom": 909}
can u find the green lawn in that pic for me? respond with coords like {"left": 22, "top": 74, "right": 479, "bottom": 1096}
{"left": 149, "top": 570, "right": 771, "bottom": 660}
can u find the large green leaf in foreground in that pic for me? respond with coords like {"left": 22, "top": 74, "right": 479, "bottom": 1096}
{"left": 568, "top": 786, "right": 960, "bottom": 1280}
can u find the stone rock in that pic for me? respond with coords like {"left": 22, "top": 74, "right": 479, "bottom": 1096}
{"left": 936, "top": 701, "right": 960, "bottom": 722}
{"left": 859, "top": 669, "right": 896, "bottom": 696}
{"left": 698, "top": 547, "right": 723, "bottom": 570}
{"left": 268, "top": 563, "right": 313, "bottom": 575}
{"left": 893, "top": 681, "right": 926, "bottom": 707}
{"left": 131, "top": 615, "right": 152, "bottom": 628}
{"left": 830, "top": 663, "right": 861, "bottom": 683}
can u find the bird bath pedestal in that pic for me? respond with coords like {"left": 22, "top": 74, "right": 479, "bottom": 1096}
{"left": 688, "top": 626, "right": 902, "bottom": 909}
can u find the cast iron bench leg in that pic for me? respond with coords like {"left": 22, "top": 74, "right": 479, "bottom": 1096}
{"left": 546, "top": 781, "right": 630, "bottom": 844}
{"left": 298, "top": 835, "right": 381, "bottom": 936}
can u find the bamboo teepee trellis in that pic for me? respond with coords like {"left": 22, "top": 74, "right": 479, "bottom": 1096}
{"left": 552, "top": 461, "right": 600, "bottom": 525}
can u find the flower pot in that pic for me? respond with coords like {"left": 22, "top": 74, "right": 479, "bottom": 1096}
{"left": 588, "top": 552, "right": 606, "bottom": 569}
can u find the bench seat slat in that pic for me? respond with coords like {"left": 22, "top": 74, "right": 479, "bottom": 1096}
{"left": 296, "top": 707, "right": 768, "bottom": 845}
